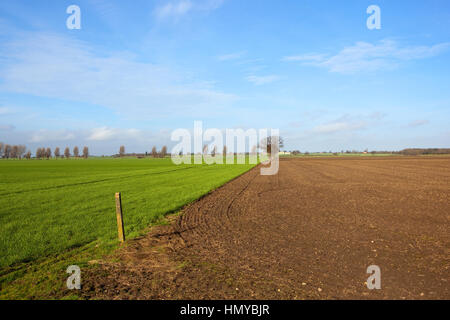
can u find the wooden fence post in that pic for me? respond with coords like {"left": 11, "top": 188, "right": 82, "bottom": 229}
{"left": 115, "top": 192, "right": 125, "bottom": 243}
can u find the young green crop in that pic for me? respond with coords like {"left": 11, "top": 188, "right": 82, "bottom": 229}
{"left": 0, "top": 158, "right": 255, "bottom": 268}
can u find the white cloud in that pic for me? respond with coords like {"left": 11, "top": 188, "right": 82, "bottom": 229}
{"left": 154, "top": 1, "right": 193, "bottom": 20}
{"left": 0, "top": 124, "right": 15, "bottom": 131}
{"left": 217, "top": 51, "right": 246, "bottom": 61}
{"left": 30, "top": 130, "right": 75, "bottom": 143}
{"left": 87, "top": 127, "right": 116, "bottom": 141}
{"left": 408, "top": 119, "right": 429, "bottom": 127}
{"left": 199, "top": 0, "right": 225, "bottom": 11}
{"left": 0, "top": 107, "right": 12, "bottom": 115}
{"left": 245, "top": 75, "right": 280, "bottom": 86}
{"left": 312, "top": 121, "right": 366, "bottom": 134}
{"left": 311, "top": 114, "right": 368, "bottom": 134}
{"left": 15, "top": 127, "right": 177, "bottom": 156}
{"left": 282, "top": 54, "right": 326, "bottom": 62}
{"left": 87, "top": 127, "right": 141, "bottom": 141}
{"left": 0, "top": 32, "right": 236, "bottom": 120}
{"left": 284, "top": 40, "right": 450, "bottom": 74}
{"left": 154, "top": 0, "right": 225, "bottom": 20}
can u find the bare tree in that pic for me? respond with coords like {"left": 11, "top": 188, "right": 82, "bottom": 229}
{"left": 25, "top": 151, "right": 31, "bottom": 159}
{"left": 160, "top": 146, "right": 167, "bottom": 158}
{"left": 151, "top": 146, "right": 158, "bottom": 158}
{"left": 64, "top": 147, "right": 70, "bottom": 159}
{"left": 82, "top": 146, "right": 89, "bottom": 159}
{"left": 203, "top": 144, "right": 208, "bottom": 156}
{"left": 17, "top": 145, "right": 26, "bottom": 159}
{"left": 45, "top": 147, "right": 52, "bottom": 159}
{"left": 4, "top": 144, "right": 11, "bottom": 158}
{"left": 73, "top": 146, "right": 79, "bottom": 158}
{"left": 211, "top": 145, "right": 217, "bottom": 157}
{"left": 10, "top": 145, "right": 18, "bottom": 158}
{"left": 223, "top": 145, "right": 227, "bottom": 156}
{"left": 0, "top": 142, "right": 4, "bottom": 158}
{"left": 260, "top": 136, "right": 284, "bottom": 155}
{"left": 119, "top": 145, "right": 125, "bottom": 157}
{"left": 54, "top": 147, "right": 60, "bottom": 158}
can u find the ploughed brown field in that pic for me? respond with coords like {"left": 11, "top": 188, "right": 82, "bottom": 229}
{"left": 81, "top": 156, "right": 450, "bottom": 299}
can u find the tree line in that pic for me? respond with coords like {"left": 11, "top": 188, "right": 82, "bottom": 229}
{"left": 0, "top": 142, "right": 89, "bottom": 159}
{"left": 35, "top": 146, "right": 89, "bottom": 159}
{"left": 0, "top": 143, "right": 28, "bottom": 159}
{"left": 117, "top": 145, "right": 168, "bottom": 158}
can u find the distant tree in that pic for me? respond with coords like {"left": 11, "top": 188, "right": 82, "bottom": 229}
{"left": 151, "top": 146, "right": 158, "bottom": 158}
{"left": 4, "top": 144, "right": 11, "bottom": 158}
{"left": 25, "top": 151, "right": 31, "bottom": 159}
{"left": 36, "top": 148, "right": 41, "bottom": 159}
{"left": 0, "top": 142, "right": 3, "bottom": 158}
{"left": 45, "top": 147, "right": 52, "bottom": 159}
{"left": 260, "top": 136, "right": 284, "bottom": 155}
{"left": 73, "top": 146, "right": 79, "bottom": 158}
{"left": 10, "top": 145, "right": 19, "bottom": 158}
{"left": 17, "top": 145, "right": 26, "bottom": 159}
{"left": 82, "top": 146, "right": 89, "bottom": 159}
{"left": 211, "top": 145, "right": 217, "bottom": 157}
{"left": 160, "top": 146, "right": 167, "bottom": 158}
{"left": 203, "top": 144, "right": 208, "bottom": 156}
{"left": 64, "top": 147, "right": 70, "bottom": 159}
{"left": 54, "top": 147, "right": 60, "bottom": 158}
{"left": 119, "top": 145, "right": 125, "bottom": 157}
{"left": 223, "top": 145, "right": 227, "bottom": 155}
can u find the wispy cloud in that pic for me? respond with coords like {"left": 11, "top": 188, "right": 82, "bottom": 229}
{"left": 217, "top": 51, "right": 246, "bottom": 61}
{"left": 0, "top": 32, "right": 236, "bottom": 120}
{"left": 198, "top": 0, "right": 225, "bottom": 11}
{"left": 154, "top": 1, "right": 193, "bottom": 20}
{"left": 1, "top": 127, "right": 176, "bottom": 155}
{"left": 154, "top": 0, "right": 225, "bottom": 21}
{"left": 87, "top": 127, "right": 141, "bottom": 141}
{"left": 284, "top": 40, "right": 450, "bottom": 74}
{"left": 30, "top": 130, "right": 75, "bottom": 143}
{"left": 282, "top": 54, "right": 326, "bottom": 62}
{"left": 0, "top": 124, "right": 15, "bottom": 131}
{"left": 245, "top": 75, "right": 280, "bottom": 86}
{"left": 311, "top": 114, "right": 368, "bottom": 134}
{"left": 408, "top": 119, "right": 429, "bottom": 127}
{"left": 312, "top": 121, "right": 366, "bottom": 134}
{"left": 0, "top": 107, "right": 13, "bottom": 115}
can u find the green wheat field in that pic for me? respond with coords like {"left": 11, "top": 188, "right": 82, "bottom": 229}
{"left": 0, "top": 158, "right": 254, "bottom": 281}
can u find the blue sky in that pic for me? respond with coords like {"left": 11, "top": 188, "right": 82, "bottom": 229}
{"left": 0, "top": 0, "right": 449, "bottom": 154}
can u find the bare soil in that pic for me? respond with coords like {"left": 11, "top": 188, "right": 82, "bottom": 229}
{"left": 80, "top": 157, "right": 450, "bottom": 299}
